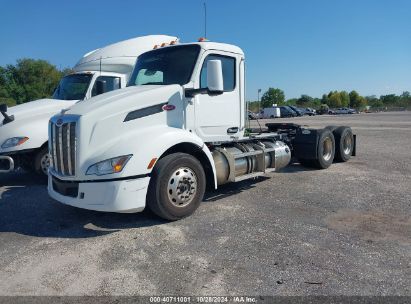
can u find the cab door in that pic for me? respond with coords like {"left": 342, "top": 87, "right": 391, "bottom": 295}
{"left": 194, "top": 52, "right": 241, "bottom": 142}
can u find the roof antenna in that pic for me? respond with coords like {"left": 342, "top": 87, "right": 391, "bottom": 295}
{"left": 203, "top": 1, "right": 207, "bottom": 38}
{"left": 99, "top": 56, "right": 102, "bottom": 75}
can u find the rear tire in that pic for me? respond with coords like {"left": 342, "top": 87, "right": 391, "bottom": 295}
{"left": 334, "top": 126, "right": 354, "bottom": 162}
{"left": 325, "top": 125, "right": 338, "bottom": 132}
{"left": 33, "top": 146, "right": 50, "bottom": 177}
{"left": 299, "top": 129, "right": 335, "bottom": 169}
{"left": 147, "top": 153, "right": 206, "bottom": 220}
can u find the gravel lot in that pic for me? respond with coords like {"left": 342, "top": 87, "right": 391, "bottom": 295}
{"left": 0, "top": 112, "right": 410, "bottom": 296}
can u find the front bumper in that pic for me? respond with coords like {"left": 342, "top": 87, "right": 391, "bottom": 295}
{"left": 0, "top": 149, "right": 36, "bottom": 173}
{"left": 48, "top": 174, "right": 150, "bottom": 213}
{"left": 0, "top": 156, "right": 14, "bottom": 173}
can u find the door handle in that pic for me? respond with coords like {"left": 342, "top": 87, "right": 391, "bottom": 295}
{"left": 227, "top": 127, "right": 239, "bottom": 134}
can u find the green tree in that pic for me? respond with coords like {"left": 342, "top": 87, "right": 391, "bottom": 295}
{"left": 297, "top": 94, "right": 313, "bottom": 106}
{"left": 327, "top": 91, "right": 342, "bottom": 108}
{"left": 340, "top": 91, "right": 350, "bottom": 107}
{"left": 380, "top": 94, "right": 399, "bottom": 107}
{"left": 0, "top": 59, "right": 63, "bottom": 105}
{"left": 261, "top": 88, "right": 285, "bottom": 108}
{"left": 286, "top": 98, "right": 298, "bottom": 105}
{"left": 365, "top": 95, "right": 383, "bottom": 108}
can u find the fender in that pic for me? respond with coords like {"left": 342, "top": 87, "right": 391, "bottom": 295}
{"left": 78, "top": 125, "right": 218, "bottom": 188}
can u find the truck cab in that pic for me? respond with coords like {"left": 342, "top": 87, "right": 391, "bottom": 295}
{"left": 0, "top": 35, "right": 177, "bottom": 176}
{"left": 48, "top": 40, "right": 356, "bottom": 220}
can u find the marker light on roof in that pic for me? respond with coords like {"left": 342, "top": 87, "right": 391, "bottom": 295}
{"left": 198, "top": 37, "right": 209, "bottom": 42}
{"left": 153, "top": 45, "right": 158, "bottom": 49}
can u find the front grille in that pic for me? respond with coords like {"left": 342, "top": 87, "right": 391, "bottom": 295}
{"left": 49, "top": 117, "right": 77, "bottom": 176}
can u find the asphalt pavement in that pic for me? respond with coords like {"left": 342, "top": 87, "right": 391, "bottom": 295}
{"left": 0, "top": 112, "right": 410, "bottom": 296}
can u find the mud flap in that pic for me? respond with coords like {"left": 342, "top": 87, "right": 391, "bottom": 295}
{"left": 352, "top": 134, "right": 357, "bottom": 156}
{"left": 291, "top": 129, "right": 320, "bottom": 160}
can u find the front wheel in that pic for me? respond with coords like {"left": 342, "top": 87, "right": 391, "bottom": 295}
{"left": 147, "top": 153, "right": 206, "bottom": 220}
{"left": 34, "top": 146, "right": 50, "bottom": 177}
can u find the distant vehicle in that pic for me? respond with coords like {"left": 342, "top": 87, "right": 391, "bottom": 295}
{"left": 299, "top": 108, "right": 317, "bottom": 116}
{"left": 287, "top": 106, "right": 304, "bottom": 116}
{"left": 248, "top": 111, "right": 257, "bottom": 120}
{"left": 261, "top": 107, "right": 281, "bottom": 119}
{"left": 279, "top": 106, "right": 297, "bottom": 117}
{"left": 335, "top": 107, "right": 357, "bottom": 114}
{"left": 318, "top": 108, "right": 336, "bottom": 115}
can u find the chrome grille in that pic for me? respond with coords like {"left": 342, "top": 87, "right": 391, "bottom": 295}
{"left": 49, "top": 117, "right": 77, "bottom": 176}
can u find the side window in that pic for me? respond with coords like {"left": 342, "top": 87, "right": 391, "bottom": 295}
{"left": 91, "top": 76, "right": 121, "bottom": 97}
{"left": 200, "top": 55, "right": 235, "bottom": 91}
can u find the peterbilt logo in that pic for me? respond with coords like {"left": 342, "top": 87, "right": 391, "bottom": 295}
{"left": 56, "top": 118, "right": 64, "bottom": 126}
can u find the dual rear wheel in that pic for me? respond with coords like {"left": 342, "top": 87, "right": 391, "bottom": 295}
{"left": 299, "top": 126, "right": 354, "bottom": 169}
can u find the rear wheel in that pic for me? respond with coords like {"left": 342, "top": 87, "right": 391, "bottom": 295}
{"left": 299, "top": 129, "right": 335, "bottom": 169}
{"left": 334, "top": 126, "right": 354, "bottom": 162}
{"left": 325, "top": 125, "right": 338, "bottom": 132}
{"left": 147, "top": 153, "right": 206, "bottom": 220}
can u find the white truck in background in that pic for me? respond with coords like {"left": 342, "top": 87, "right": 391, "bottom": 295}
{"left": 260, "top": 107, "right": 281, "bottom": 119}
{"left": 48, "top": 40, "right": 356, "bottom": 220}
{"left": 0, "top": 35, "right": 177, "bottom": 176}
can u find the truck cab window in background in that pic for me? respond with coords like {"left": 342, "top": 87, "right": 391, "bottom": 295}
{"left": 91, "top": 76, "right": 121, "bottom": 97}
{"left": 52, "top": 74, "right": 92, "bottom": 100}
{"left": 200, "top": 54, "right": 236, "bottom": 91}
{"left": 128, "top": 45, "right": 201, "bottom": 86}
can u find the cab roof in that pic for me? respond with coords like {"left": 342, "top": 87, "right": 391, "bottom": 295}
{"left": 159, "top": 41, "right": 244, "bottom": 56}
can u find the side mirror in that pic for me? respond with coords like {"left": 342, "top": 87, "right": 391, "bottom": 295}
{"left": 0, "top": 104, "right": 7, "bottom": 113}
{"left": 207, "top": 60, "right": 224, "bottom": 94}
{"left": 95, "top": 80, "right": 107, "bottom": 96}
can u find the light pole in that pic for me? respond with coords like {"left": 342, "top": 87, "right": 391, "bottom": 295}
{"left": 258, "top": 89, "right": 262, "bottom": 113}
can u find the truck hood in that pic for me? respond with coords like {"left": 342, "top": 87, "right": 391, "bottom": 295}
{"left": 56, "top": 85, "right": 185, "bottom": 172}
{"left": 66, "top": 85, "right": 182, "bottom": 118}
{"left": 3, "top": 99, "right": 78, "bottom": 125}
{"left": 0, "top": 98, "right": 78, "bottom": 152}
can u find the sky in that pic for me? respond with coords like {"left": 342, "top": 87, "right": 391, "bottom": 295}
{"left": 0, "top": 0, "right": 410, "bottom": 100}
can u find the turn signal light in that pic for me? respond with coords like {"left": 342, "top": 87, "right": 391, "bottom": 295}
{"left": 147, "top": 158, "right": 158, "bottom": 170}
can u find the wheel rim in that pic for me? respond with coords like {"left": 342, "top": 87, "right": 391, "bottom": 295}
{"left": 323, "top": 137, "right": 333, "bottom": 162}
{"left": 343, "top": 134, "right": 352, "bottom": 155}
{"left": 167, "top": 167, "right": 197, "bottom": 207}
{"left": 40, "top": 153, "right": 51, "bottom": 175}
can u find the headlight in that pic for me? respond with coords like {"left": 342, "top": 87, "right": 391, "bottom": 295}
{"left": 86, "top": 155, "right": 132, "bottom": 176}
{"left": 1, "top": 137, "right": 29, "bottom": 149}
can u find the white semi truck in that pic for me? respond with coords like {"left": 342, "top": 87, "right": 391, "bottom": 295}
{"left": 0, "top": 35, "right": 177, "bottom": 176}
{"left": 47, "top": 40, "right": 356, "bottom": 220}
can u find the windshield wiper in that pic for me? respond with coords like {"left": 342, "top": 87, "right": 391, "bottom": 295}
{"left": 141, "top": 82, "right": 163, "bottom": 85}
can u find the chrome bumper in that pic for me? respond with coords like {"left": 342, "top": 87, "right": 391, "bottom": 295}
{"left": 0, "top": 156, "right": 14, "bottom": 173}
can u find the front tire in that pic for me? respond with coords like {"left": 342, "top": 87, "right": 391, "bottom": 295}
{"left": 34, "top": 146, "right": 50, "bottom": 177}
{"left": 147, "top": 153, "right": 206, "bottom": 220}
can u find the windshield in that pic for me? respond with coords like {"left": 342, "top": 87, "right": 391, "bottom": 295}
{"left": 128, "top": 45, "right": 200, "bottom": 86}
{"left": 52, "top": 74, "right": 93, "bottom": 100}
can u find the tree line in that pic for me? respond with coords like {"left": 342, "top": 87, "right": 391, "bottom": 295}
{"left": 0, "top": 59, "right": 71, "bottom": 107}
{"left": 249, "top": 87, "right": 411, "bottom": 112}
{"left": 1, "top": 59, "right": 410, "bottom": 112}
